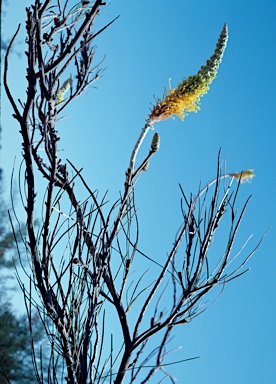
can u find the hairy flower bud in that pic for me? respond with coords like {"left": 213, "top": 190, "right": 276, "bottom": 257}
{"left": 57, "top": 78, "right": 73, "bottom": 103}
{"left": 141, "top": 160, "right": 150, "bottom": 172}
{"left": 151, "top": 132, "right": 161, "bottom": 152}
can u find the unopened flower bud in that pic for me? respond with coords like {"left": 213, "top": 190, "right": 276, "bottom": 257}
{"left": 142, "top": 160, "right": 150, "bottom": 172}
{"left": 57, "top": 78, "right": 73, "bottom": 103}
{"left": 151, "top": 132, "right": 160, "bottom": 152}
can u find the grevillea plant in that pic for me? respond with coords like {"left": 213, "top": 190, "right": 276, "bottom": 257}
{"left": 4, "top": 2, "right": 263, "bottom": 383}
{"left": 149, "top": 24, "right": 228, "bottom": 123}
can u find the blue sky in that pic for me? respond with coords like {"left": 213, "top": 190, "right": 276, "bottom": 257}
{"left": 1, "top": 1, "right": 276, "bottom": 383}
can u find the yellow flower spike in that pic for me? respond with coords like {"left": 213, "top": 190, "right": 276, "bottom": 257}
{"left": 148, "top": 24, "right": 228, "bottom": 124}
{"left": 229, "top": 169, "right": 255, "bottom": 183}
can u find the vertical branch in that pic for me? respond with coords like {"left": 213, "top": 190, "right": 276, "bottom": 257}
{"left": 3, "top": 24, "right": 22, "bottom": 120}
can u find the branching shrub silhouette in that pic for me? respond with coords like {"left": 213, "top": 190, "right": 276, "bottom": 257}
{"left": 3, "top": 1, "right": 263, "bottom": 383}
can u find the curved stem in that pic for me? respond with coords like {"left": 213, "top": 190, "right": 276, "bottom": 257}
{"left": 129, "top": 123, "right": 151, "bottom": 172}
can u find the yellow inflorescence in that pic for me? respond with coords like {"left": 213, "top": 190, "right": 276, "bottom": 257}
{"left": 148, "top": 24, "right": 228, "bottom": 124}
{"left": 229, "top": 169, "right": 255, "bottom": 183}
